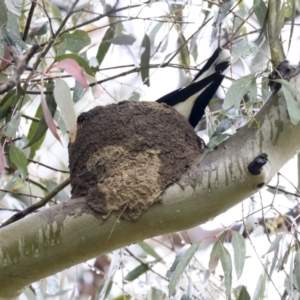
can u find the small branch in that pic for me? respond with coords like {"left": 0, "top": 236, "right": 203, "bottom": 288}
{"left": 28, "top": 158, "right": 70, "bottom": 173}
{"left": 25, "top": 178, "right": 48, "bottom": 192}
{"left": 22, "top": 0, "right": 37, "bottom": 41}
{"left": 58, "top": 3, "right": 142, "bottom": 36}
{"left": 0, "top": 178, "right": 70, "bottom": 228}
{"left": 268, "top": 0, "right": 285, "bottom": 66}
{"left": 266, "top": 184, "right": 300, "bottom": 198}
{"left": 0, "top": 189, "right": 41, "bottom": 199}
{"left": 0, "top": 44, "right": 40, "bottom": 95}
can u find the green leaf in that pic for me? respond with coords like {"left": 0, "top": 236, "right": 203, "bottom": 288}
{"left": 149, "top": 22, "right": 164, "bottom": 45}
{"left": 4, "top": 0, "right": 21, "bottom": 16}
{"left": 138, "top": 241, "right": 162, "bottom": 260}
{"left": 124, "top": 264, "right": 148, "bottom": 281}
{"left": 4, "top": 111, "right": 20, "bottom": 138}
{"left": 9, "top": 144, "right": 28, "bottom": 179}
{"left": 285, "top": 0, "right": 295, "bottom": 53}
{"left": 253, "top": 0, "right": 267, "bottom": 27}
{"left": 271, "top": 78, "right": 300, "bottom": 96}
{"left": 269, "top": 248, "right": 279, "bottom": 277}
{"left": 208, "top": 231, "right": 227, "bottom": 272}
{"left": 238, "top": 286, "right": 250, "bottom": 300}
{"left": 128, "top": 91, "right": 140, "bottom": 101}
{"left": 223, "top": 74, "right": 255, "bottom": 109}
{"left": 56, "top": 53, "right": 94, "bottom": 76}
{"left": 26, "top": 86, "right": 57, "bottom": 156}
{"left": 73, "top": 80, "right": 87, "bottom": 103}
{"left": 147, "top": 287, "right": 165, "bottom": 300}
{"left": 232, "top": 232, "right": 246, "bottom": 280}
{"left": 166, "top": 245, "right": 190, "bottom": 278}
{"left": 282, "top": 84, "right": 300, "bottom": 125}
{"left": 252, "top": 273, "right": 266, "bottom": 300}
{"left": 97, "top": 27, "right": 114, "bottom": 67}
{"left": 207, "top": 133, "right": 229, "bottom": 149}
{"left": 29, "top": 18, "right": 48, "bottom": 37}
{"left": 140, "top": 34, "right": 150, "bottom": 86}
{"left": 278, "top": 246, "right": 291, "bottom": 271}
{"left": 248, "top": 76, "right": 258, "bottom": 105}
{"left": 294, "top": 250, "right": 300, "bottom": 290}
{"left": 44, "top": 179, "right": 69, "bottom": 202}
{"left": 96, "top": 280, "right": 113, "bottom": 299}
{"left": 57, "top": 30, "right": 90, "bottom": 55}
{"left": 0, "top": 0, "right": 7, "bottom": 27}
{"left": 178, "top": 33, "right": 190, "bottom": 71}
{"left": 219, "top": 245, "right": 232, "bottom": 297}
{"left": 110, "top": 34, "right": 136, "bottom": 45}
{"left": 0, "top": 90, "right": 15, "bottom": 119}
{"left": 263, "top": 234, "right": 283, "bottom": 256}
{"left": 2, "top": 26, "right": 28, "bottom": 49}
{"left": 54, "top": 79, "right": 77, "bottom": 142}
{"left": 168, "top": 242, "right": 200, "bottom": 297}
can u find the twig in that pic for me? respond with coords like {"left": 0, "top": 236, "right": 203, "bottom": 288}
{"left": 22, "top": 0, "right": 37, "bottom": 41}
{"left": 0, "top": 178, "right": 70, "bottom": 228}
{"left": 0, "top": 44, "right": 40, "bottom": 94}
{"left": 266, "top": 184, "right": 300, "bottom": 198}
{"left": 0, "top": 189, "right": 41, "bottom": 199}
{"left": 28, "top": 158, "right": 70, "bottom": 173}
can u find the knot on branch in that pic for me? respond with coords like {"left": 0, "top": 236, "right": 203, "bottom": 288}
{"left": 269, "top": 60, "right": 300, "bottom": 92}
{"left": 247, "top": 153, "right": 268, "bottom": 176}
{"left": 68, "top": 101, "right": 203, "bottom": 221}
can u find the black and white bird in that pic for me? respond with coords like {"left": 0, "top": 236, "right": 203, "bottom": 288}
{"left": 156, "top": 47, "right": 231, "bottom": 128}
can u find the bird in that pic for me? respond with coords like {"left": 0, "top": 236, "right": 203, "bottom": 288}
{"left": 156, "top": 47, "right": 231, "bottom": 128}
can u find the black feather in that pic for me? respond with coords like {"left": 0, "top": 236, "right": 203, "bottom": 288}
{"left": 156, "top": 72, "right": 220, "bottom": 107}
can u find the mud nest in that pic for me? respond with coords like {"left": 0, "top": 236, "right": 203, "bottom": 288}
{"left": 68, "top": 101, "right": 203, "bottom": 221}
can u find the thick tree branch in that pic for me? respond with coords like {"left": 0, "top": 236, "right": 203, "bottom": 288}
{"left": 1, "top": 72, "right": 300, "bottom": 297}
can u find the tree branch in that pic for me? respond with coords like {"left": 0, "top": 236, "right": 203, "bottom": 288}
{"left": 0, "top": 44, "right": 40, "bottom": 95}
{"left": 1, "top": 71, "right": 300, "bottom": 298}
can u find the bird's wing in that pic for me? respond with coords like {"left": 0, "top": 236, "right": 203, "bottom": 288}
{"left": 189, "top": 74, "right": 224, "bottom": 128}
{"left": 156, "top": 72, "right": 220, "bottom": 107}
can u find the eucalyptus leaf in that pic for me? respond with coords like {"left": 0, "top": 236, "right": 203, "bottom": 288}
{"left": 58, "top": 30, "right": 90, "bottom": 55}
{"left": 124, "top": 264, "right": 148, "bottom": 281}
{"left": 110, "top": 34, "right": 136, "bottom": 45}
{"left": 54, "top": 79, "right": 77, "bottom": 142}
{"left": 208, "top": 231, "right": 227, "bottom": 272}
{"left": 56, "top": 53, "right": 94, "bottom": 76}
{"left": 0, "top": 0, "right": 7, "bottom": 27}
{"left": 232, "top": 231, "right": 246, "bottom": 280}
{"left": 97, "top": 27, "right": 114, "bottom": 67}
{"left": 138, "top": 241, "right": 162, "bottom": 260}
{"left": 253, "top": 0, "right": 267, "bottom": 27}
{"left": 263, "top": 234, "right": 283, "bottom": 257}
{"left": 5, "top": 111, "right": 20, "bottom": 138}
{"left": 168, "top": 242, "right": 200, "bottom": 297}
{"left": 140, "top": 34, "right": 150, "bottom": 86}
{"left": 9, "top": 144, "right": 28, "bottom": 179}
{"left": 237, "top": 286, "right": 250, "bottom": 300}
{"left": 294, "top": 250, "right": 300, "bottom": 290}
{"left": 219, "top": 244, "right": 232, "bottom": 297}
{"left": 282, "top": 84, "right": 300, "bottom": 125}
{"left": 223, "top": 74, "right": 255, "bottom": 109}
{"left": 252, "top": 273, "right": 266, "bottom": 300}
